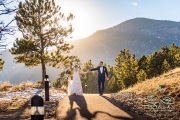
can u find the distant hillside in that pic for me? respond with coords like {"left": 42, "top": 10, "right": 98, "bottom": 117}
{"left": 70, "top": 18, "right": 180, "bottom": 65}
{"left": 0, "top": 50, "right": 61, "bottom": 84}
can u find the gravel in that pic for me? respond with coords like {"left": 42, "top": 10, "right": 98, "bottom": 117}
{"left": 111, "top": 92, "right": 180, "bottom": 120}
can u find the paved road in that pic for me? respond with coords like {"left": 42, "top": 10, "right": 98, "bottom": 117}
{"left": 56, "top": 94, "right": 144, "bottom": 120}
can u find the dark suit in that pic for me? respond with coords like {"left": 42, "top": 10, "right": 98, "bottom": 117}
{"left": 90, "top": 66, "right": 108, "bottom": 94}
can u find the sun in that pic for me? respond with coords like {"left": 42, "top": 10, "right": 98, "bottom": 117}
{"left": 56, "top": 0, "right": 103, "bottom": 41}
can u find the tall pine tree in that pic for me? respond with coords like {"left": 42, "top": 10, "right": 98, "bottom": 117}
{"left": 138, "top": 55, "right": 151, "bottom": 78}
{"left": 169, "top": 43, "right": 180, "bottom": 67}
{"left": 10, "top": 0, "right": 74, "bottom": 83}
{"left": 114, "top": 49, "right": 138, "bottom": 88}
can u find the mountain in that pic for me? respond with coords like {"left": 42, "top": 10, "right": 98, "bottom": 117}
{"left": 1, "top": 17, "right": 180, "bottom": 84}
{"left": 70, "top": 18, "right": 180, "bottom": 65}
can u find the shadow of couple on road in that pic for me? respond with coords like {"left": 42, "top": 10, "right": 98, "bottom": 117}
{"left": 64, "top": 95, "right": 136, "bottom": 120}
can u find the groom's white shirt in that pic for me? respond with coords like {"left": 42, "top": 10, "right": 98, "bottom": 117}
{"left": 100, "top": 66, "right": 103, "bottom": 74}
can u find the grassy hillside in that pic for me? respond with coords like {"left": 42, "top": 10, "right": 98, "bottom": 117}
{"left": 121, "top": 67, "right": 180, "bottom": 96}
{"left": 118, "top": 68, "right": 180, "bottom": 119}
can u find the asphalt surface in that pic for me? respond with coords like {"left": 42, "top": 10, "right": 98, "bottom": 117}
{"left": 56, "top": 94, "right": 144, "bottom": 120}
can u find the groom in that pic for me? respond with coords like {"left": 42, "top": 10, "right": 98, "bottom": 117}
{"left": 90, "top": 61, "right": 109, "bottom": 96}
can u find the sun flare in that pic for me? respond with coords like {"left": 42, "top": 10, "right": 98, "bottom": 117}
{"left": 56, "top": 0, "right": 103, "bottom": 41}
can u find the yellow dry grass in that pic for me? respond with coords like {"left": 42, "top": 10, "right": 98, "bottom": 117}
{"left": 0, "top": 82, "right": 11, "bottom": 91}
{"left": 0, "top": 81, "right": 41, "bottom": 111}
{"left": 121, "top": 68, "right": 180, "bottom": 96}
{"left": 120, "top": 68, "right": 180, "bottom": 119}
{"left": 0, "top": 81, "right": 41, "bottom": 92}
{"left": 11, "top": 81, "right": 41, "bottom": 92}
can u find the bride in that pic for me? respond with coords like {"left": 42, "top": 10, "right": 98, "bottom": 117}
{"left": 68, "top": 64, "right": 88, "bottom": 96}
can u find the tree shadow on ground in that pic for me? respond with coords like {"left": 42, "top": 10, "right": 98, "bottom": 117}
{"left": 63, "top": 95, "right": 136, "bottom": 120}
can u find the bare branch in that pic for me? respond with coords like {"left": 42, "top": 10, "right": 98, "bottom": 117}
{"left": 0, "top": 0, "right": 19, "bottom": 49}
{"left": 0, "top": 8, "right": 18, "bottom": 15}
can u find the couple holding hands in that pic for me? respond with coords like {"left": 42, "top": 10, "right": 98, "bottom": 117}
{"left": 67, "top": 61, "right": 109, "bottom": 96}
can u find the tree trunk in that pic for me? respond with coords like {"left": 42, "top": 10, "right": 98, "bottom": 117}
{"left": 40, "top": 37, "right": 46, "bottom": 87}
{"left": 41, "top": 58, "right": 46, "bottom": 87}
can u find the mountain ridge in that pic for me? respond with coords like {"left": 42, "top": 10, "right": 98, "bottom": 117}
{"left": 70, "top": 17, "right": 180, "bottom": 64}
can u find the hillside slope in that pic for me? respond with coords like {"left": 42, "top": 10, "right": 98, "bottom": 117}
{"left": 70, "top": 18, "right": 180, "bottom": 65}
{"left": 111, "top": 68, "right": 180, "bottom": 119}
{"left": 121, "top": 67, "right": 180, "bottom": 96}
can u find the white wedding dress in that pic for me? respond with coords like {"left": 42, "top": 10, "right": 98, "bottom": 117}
{"left": 70, "top": 69, "right": 83, "bottom": 95}
{"left": 67, "top": 76, "right": 72, "bottom": 96}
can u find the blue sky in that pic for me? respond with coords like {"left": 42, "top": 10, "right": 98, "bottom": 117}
{"left": 58, "top": 0, "right": 180, "bottom": 37}
{"left": 1, "top": 0, "right": 180, "bottom": 48}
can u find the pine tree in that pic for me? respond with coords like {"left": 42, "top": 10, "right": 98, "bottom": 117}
{"left": 80, "top": 60, "right": 97, "bottom": 93}
{"left": 148, "top": 51, "right": 165, "bottom": 77}
{"left": 53, "top": 56, "right": 80, "bottom": 88}
{"left": 107, "top": 76, "right": 119, "bottom": 93}
{"left": 103, "top": 64, "right": 120, "bottom": 92}
{"left": 0, "top": 58, "right": 4, "bottom": 71}
{"left": 114, "top": 49, "right": 138, "bottom": 88}
{"left": 161, "top": 59, "right": 171, "bottom": 73}
{"left": 55, "top": 55, "right": 80, "bottom": 70}
{"left": 138, "top": 55, "right": 148, "bottom": 71}
{"left": 67, "top": 56, "right": 81, "bottom": 70}
{"left": 138, "top": 55, "right": 151, "bottom": 78}
{"left": 169, "top": 43, "right": 180, "bottom": 67}
{"left": 136, "top": 69, "right": 147, "bottom": 82}
{"left": 10, "top": 0, "right": 74, "bottom": 84}
{"left": 145, "top": 43, "right": 179, "bottom": 78}
{"left": 174, "top": 47, "right": 180, "bottom": 66}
